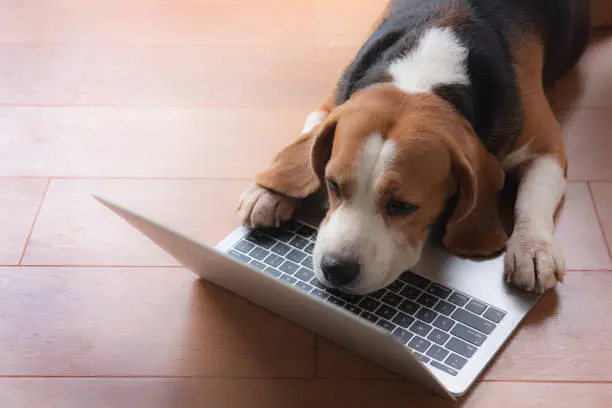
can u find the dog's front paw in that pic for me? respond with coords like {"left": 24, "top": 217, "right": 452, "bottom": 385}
{"left": 237, "top": 183, "right": 297, "bottom": 228}
{"left": 504, "top": 230, "right": 565, "bottom": 293}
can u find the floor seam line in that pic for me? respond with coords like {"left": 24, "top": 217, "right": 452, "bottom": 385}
{"left": 587, "top": 182, "right": 612, "bottom": 265}
{"left": 17, "top": 178, "right": 51, "bottom": 265}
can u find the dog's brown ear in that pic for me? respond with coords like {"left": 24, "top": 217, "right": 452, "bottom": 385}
{"left": 442, "top": 122, "right": 508, "bottom": 257}
{"left": 254, "top": 117, "right": 336, "bottom": 199}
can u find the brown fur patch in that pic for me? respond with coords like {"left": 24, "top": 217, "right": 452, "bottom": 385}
{"left": 317, "top": 88, "right": 338, "bottom": 114}
{"left": 433, "top": 0, "right": 468, "bottom": 28}
{"left": 255, "top": 130, "right": 322, "bottom": 199}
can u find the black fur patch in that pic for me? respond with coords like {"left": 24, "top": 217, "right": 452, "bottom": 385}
{"left": 334, "top": 0, "right": 590, "bottom": 156}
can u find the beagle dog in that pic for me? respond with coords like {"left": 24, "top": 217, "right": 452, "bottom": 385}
{"left": 237, "top": 0, "right": 591, "bottom": 295}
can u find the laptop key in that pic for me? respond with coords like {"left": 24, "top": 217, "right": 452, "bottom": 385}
{"left": 271, "top": 242, "right": 291, "bottom": 256}
{"left": 415, "top": 308, "right": 438, "bottom": 324}
{"left": 249, "top": 246, "right": 270, "bottom": 261}
{"left": 417, "top": 293, "right": 438, "bottom": 308}
{"left": 452, "top": 308, "right": 495, "bottom": 334}
{"left": 311, "top": 288, "right": 329, "bottom": 300}
{"left": 448, "top": 292, "right": 469, "bottom": 307}
{"left": 392, "top": 327, "right": 413, "bottom": 344}
{"left": 289, "top": 235, "right": 309, "bottom": 250}
{"left": 279, "top": 274, "right": 297, "bottom": 285}
{"left": 360, "top": 311, "right": 379, "bottom": 324}
{"left": 432, "top": 315, "right": 454, "bottom": 332}
{"left": 408, "top": 336, "right": 431, "bottom": 353}
{"left": 279, "top": 261, "right": 300, "bottom": 275}
{"left": 304, "top": 243, "right": 315, "bottom": 254}
{"left": 287, "top": 249, "right": 307, "bottom": 263}
{"left": 296, "top": 225, "right": 316, "bottom": 238}
{"left": 369, "top": 289, "right": 386, "bottom": 299}
{"left": 342, "top": 294, "right": 364, "bottom": 304}
{"left": 434, "top": 300, "right": 456, "bottom": 316}
{"left": 451, "top": 324, "right": 487, "bottom": 346}
{"left": 446, "top": 337, "right": 477, "bottom": 358}
{"left": 295, "top": 268, "right": 314, "bottom": 282}
{"left": 248, "top": 259, "right": 267, "bottom": 270}
{"left": 375, "top": 304, "right": 397, "bottom": 320}
{"left": 381, "top": 292, "right": 402, "bottom": 307}
{"left": 228, "top": 250, "right": 251, "bottom": 264}
{"left": 466, "top": 300, "right": 487, "bottom": 315}
{"left": 483, "top": 307, "right": 506, "bottom": 323}
{"left": 398, "top": 299, "right": 419, "bottom": 315}
{"left": 245, "top": 231, "right": 275, "bottom": 248}
{"left": 344, "top": 304, "right": 362, "bottom": 315}
{"left": 426, "top": 344, "right": 450, "bottom": 362}
{"left": 430, "top": 360, "right": 458, "bottom": 376}
{"left": 427, "top": 283, "right": 452, "bottom": 299}
{"left": 400, "top": 285, "right": 421, "bottom": 300}
{"left": 328, "top": 289, "right": 362, "bottom": 304}
{"left": 281, "top": 220, "right": 301, "bottom": 232}
{"left": 301, "top": 257, "right": 313, "bottom": 270}
{"left": 234, "top": 240, "right": 255, "bottom": 254}
{"left": 392, "top": 312, "right": 415, "bottom": 328}
{"left": 400, "top": 271, "right": 431, "bottom": 289}
{"left": 359, "top": 297, "right": 381, "bottom": 312}
{"left": 409, "top": 321, "right": 433, "bottom": 337}
{"left": 264, "top": 228, "right": 294, "bottom": 242}
{"left": 427, "top": 329, "right": 451, "bottom": 345}
{"left": 295, "top": 281, "right": 313, "bottom": 293}
{"left": 263, "top": 253, "right": 284, "bottom": 268}
{"left": 309, "top": 276, "right": 325, "bottom": 289}
{"left": 387, "top": 280, "right": 405, "bottom": 293}
{"left": 264, "top": 267, "right": 282, "bottom": 278}
{"left": 328, "top": 296, "right": 346, "bottom": 308}
{"left": 376, "top": 319, "right": 396, "bottom": 332}
{"left": 445, "top": 353, "right": 468, "bottom": 370}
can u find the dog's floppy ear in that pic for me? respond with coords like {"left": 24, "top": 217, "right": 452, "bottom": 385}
{"left": 442, "top": 122, "right": 508, "bottom": 257}
{"left": 254, "top": 116, "right": 337, "bottom": 199}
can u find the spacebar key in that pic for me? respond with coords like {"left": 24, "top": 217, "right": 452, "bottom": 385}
{"left": 451, "top": 308, "right": 495, "bottom": 334}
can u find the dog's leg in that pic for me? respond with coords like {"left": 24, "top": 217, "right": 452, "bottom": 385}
{"left": 504, "top": 153, "right": 567, "bottom": 292}
{"left": 237, "top": 91, "right": 336, "bottom": 228}
{"left": 503, "top": 35, "right": 568, "bottom": 292}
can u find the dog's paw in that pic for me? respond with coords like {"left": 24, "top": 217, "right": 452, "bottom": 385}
{"left": 504, "top": 230, "right": 565, "bottom": 293}
{"left": 237, "top": 184, "right": 297, "bottom": 228}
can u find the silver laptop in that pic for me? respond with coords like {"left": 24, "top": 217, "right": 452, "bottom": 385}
{"left": 93, "top": 194, "right": 541, "bottom": 400}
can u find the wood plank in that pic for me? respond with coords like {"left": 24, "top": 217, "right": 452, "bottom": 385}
{"left": 0, "top": 378, "right": 610, "bottom": 408}
{"left": 0, "top": 267, "right": 314, "bottom": 377}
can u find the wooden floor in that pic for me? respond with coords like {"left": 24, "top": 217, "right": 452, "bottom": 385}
{"left": 1, "top": 1, "right": 612, "bottom": 406}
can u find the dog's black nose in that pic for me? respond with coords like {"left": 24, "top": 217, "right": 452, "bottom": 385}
{"left": 321, "top": 254, "right": 360, "bottom": 286}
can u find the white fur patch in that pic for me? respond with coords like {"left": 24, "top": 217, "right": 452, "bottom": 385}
{"left": 514, "top": 155, "right": 566, "bottom": 233}
{"left": 502, "top": 142, "right": 537, "bottom": 171}
{"left": 354, "top": 134, "right": 395, "bottom": 204}
{"left": 388, "top": 27, "right": 470, "bottom": 93}
{"left": 302, "top": 110, "right": 328, "bottom": 134}
{"left": 313, "top": 134, "right": 422, "bottom": 294}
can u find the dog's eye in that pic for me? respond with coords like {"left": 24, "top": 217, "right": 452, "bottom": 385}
{"left": 386, "top": 199, "right": 419, "bottom": 216}
{"left": 326, "top": 179, "right": 340, "bottom": 196}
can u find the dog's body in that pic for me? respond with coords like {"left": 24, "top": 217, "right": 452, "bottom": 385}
{"left": 238, "top": 0, "right": 591, "bottom": 294}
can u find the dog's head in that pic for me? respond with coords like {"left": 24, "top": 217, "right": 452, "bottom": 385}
{"left": 259, "top": 84, "right": 507, "bottom": 294}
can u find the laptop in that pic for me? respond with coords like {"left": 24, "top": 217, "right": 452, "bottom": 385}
{"left": 93, "top": 194, "right": 541, "bottom": 400}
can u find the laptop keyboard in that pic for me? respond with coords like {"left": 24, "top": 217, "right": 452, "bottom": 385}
{"left": 227, "top": 220, "right": 506, "bottom": 378}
